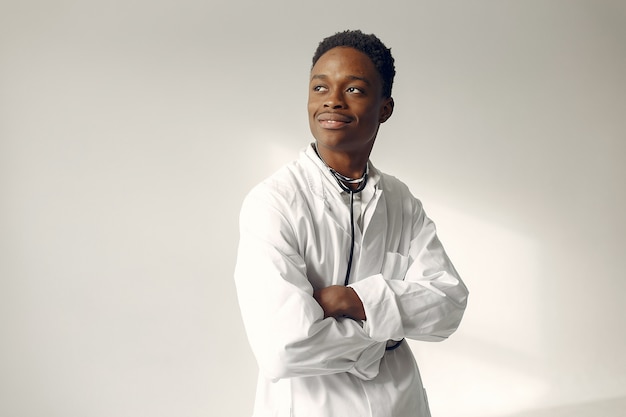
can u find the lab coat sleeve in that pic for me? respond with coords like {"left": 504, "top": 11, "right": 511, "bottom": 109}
{"left": 349, "top": 199, "right": 469, "bottom": 343}
{"left": 234, "top": 187, "right": 386, "bottom": 382}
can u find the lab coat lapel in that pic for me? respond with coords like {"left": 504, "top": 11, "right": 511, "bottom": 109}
{"left": 356, "top": 188, "right": 386, "bottom": 278}
{"left": 303, "top": 148, "right": 353, "bottom": 239}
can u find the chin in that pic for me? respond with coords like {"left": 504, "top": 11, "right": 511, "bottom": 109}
{"left": 312, "top": 130, "right": 350, "bottom": 147}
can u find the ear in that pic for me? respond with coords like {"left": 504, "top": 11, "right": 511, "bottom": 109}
{"left": 379, "top": 97, "right": 394, "bottom": 123}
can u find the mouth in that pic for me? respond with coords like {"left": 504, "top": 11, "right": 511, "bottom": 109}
{"left": 317, "top": 112, "right": 352, "bottom": 129}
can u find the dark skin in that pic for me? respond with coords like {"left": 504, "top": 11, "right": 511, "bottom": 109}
{"left": 307, "top": 46, "right": 394, "bottom": 321}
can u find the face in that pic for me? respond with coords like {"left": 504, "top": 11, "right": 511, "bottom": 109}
{"left": 308, "top": 47, "right": 393, "bottom": 156}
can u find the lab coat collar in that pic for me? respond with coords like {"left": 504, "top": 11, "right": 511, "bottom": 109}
{"left": 302, "top": 143, "right": 381, "bottom": 201}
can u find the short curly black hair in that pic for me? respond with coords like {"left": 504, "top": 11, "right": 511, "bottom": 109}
{"left": 312, "top": 29, "right": 396, "bottom": 98}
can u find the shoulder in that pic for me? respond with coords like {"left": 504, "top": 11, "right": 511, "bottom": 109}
{"left": 240, "top": 158, "right": 314, "bottom": 223}
{"left": 377, "top": 170, "right": 425, "bottom": 214}
{"left": 246, "top": 159, "right": 308, "bottom": 204}
{"left": 378, "top": 170, "right": 418, "bottom": 199}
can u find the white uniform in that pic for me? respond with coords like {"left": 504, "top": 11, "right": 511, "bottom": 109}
{"left": 235, "top": 144, "right": 468, "bottom": 417}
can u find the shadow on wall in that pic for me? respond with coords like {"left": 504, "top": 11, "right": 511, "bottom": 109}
{"left": 504, "top": 396, "right": 626, "bottom": 417}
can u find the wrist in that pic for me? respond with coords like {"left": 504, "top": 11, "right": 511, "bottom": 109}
{"left": 344, "top": 287, "right": 366, "bottom": 321}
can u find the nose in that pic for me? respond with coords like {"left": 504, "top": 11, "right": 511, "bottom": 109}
{"left": 324, "top": 89, "right": 346, "bottom": 109}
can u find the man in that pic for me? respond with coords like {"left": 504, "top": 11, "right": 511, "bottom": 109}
{"left": 235, "top": 29, "right": 468, "bottom": 417}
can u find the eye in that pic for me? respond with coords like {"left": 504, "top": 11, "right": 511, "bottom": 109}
{"left": 313, "top": 85, "right": 328, "bottom": 92}
{"left": 347, "top": 86, "right": 364, "bottom": 94}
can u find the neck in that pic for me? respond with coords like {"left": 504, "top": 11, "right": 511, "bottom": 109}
{"left": 313, "top": 143, "right": 370, "bottom": 180}
{"left": 313, "top": 143, "right": 369, "bottom": 191}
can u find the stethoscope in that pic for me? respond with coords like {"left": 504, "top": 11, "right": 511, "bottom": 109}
{"left": 314, "top": 144, "right": 368, "bottom": 286}
{"left": 314, "top": 144, "right": 404, "bottom": 351}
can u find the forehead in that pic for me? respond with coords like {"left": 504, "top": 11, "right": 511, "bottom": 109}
{"left": 311, "top": 47, "right": 379, "bottom": 82}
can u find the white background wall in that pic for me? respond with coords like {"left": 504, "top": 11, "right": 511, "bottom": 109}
{"left": 1, "top": 1, "right": 624, "bottom": 416}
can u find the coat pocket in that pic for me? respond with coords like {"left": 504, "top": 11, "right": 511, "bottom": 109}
{"left": 381, "top": 252, "right": 410, "bottom": 280}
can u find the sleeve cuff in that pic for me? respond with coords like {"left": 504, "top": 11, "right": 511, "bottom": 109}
{"left": 349, "top": 274, "right": 404, "bottom": 342}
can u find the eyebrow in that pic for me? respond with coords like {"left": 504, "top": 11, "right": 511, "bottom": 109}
{"left": 310, "top": 74, "right": 372, "bottom": 85}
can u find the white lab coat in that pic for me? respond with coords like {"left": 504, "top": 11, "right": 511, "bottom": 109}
{"left": 235, "top": 144, "right": 468, "bottom": 417}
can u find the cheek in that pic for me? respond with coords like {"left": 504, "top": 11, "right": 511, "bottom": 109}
{"left": 358, "top": 106, "right": 383, "bottom": 126}
{"left": 307, "top": 102, "right": 318, "bottom": 131}
{"left": 307, "top": 98, "right": 317, "bottom": 117}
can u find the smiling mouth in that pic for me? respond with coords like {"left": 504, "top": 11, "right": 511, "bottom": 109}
{"left": 317, "top": 112, "right": 352, "bottom": 128}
